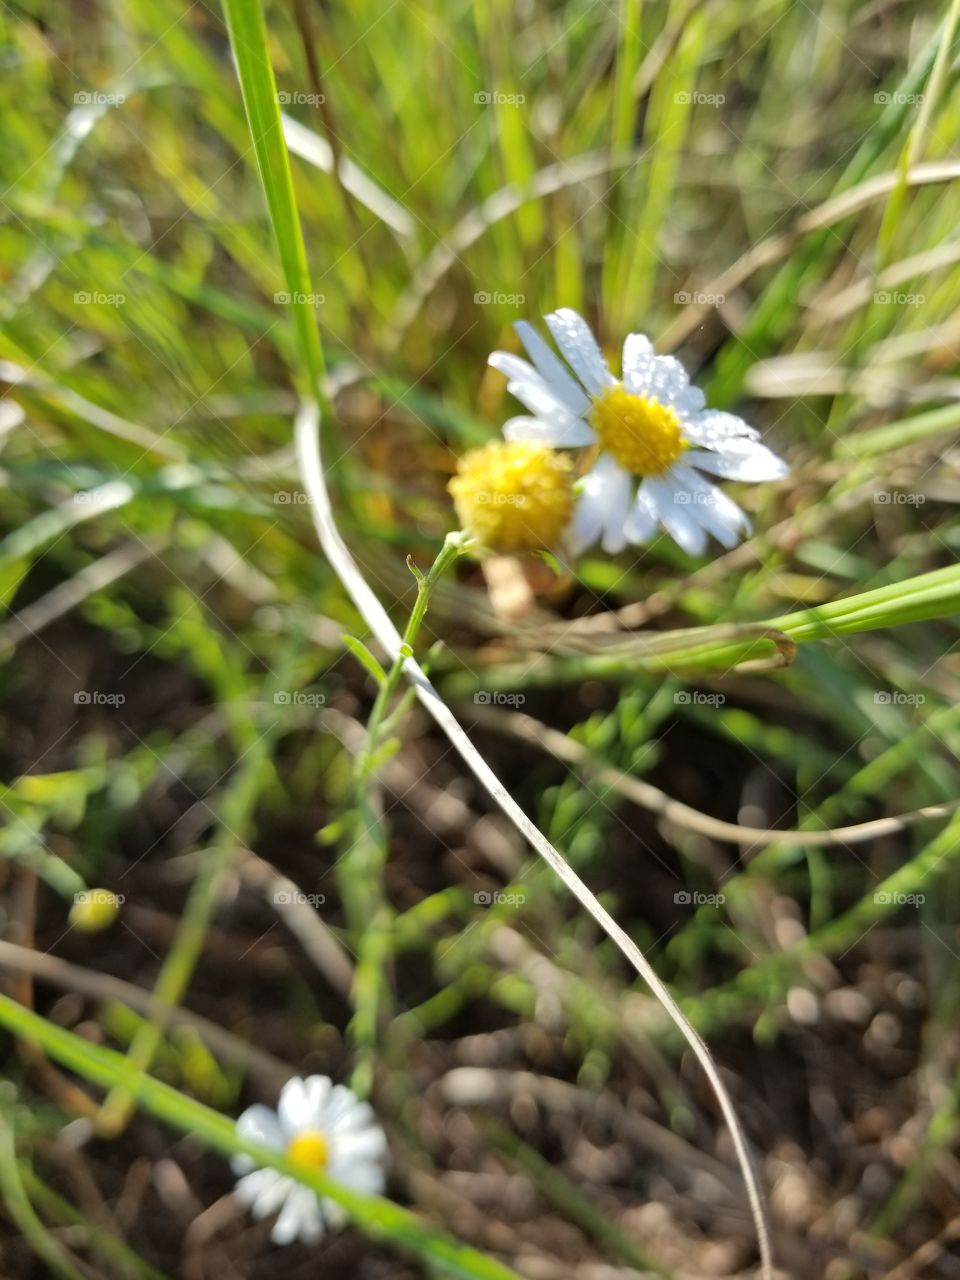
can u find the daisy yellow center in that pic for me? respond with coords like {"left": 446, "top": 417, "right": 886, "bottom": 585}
{"left": 590, "top": 385, "right": 687, "bottom": 475}
{"left": 287, "top": 1130, "right": 330, "bottom": 1168}
{"left": 448, "top": 440, "right": 574, "bottom": 553}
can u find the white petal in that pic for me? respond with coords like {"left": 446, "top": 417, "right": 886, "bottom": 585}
{"left": 331, "top": 1126, "right": 387, "bottom": 1165}
{"left": 623, "top": 483, "right": 659, "bottom": 544}
{"left": 502, "top": 415, "right": 596, "bottom": 447}
{"left": 234, "top": 1104, "right": 284, "bottom": 1155}
{"left": 645, "top": 476, "right": 708, "bottom": 556}
{"left": 545, "top": 308, "right": 615, "bottom": 396}
{"left": 621, "top": 332, "right": 657, "bottom": 389}
{"left": 234, "top": 1167, "right": 280, "bottom": 1207}
{"left": 490, "top": 353, "right": 583, "bottom": 426}
{"left": 567, "top": 483, "right": 605, "bottom": 553}
{"left": 684, "top": 409, "right": 760, "bottom": 447}
{"left": 333, "top": 1159, "right": 385, "bottom": 1197}
{"left": 624, "top": 348, "right": 705, "bottom": 416}
{"left": 272, "top": 1184, "right": 321, "bottom": 1246}
{"left": 488, "top": 351, "right": 541, "bottom": 387}
{"left": 568, "top": 455, "right": 632, "bottom": 554}
{"left": 326, "top": 1099, "right": 377, "bottom": 1135}
{"left": 676, "top": 465, "right": 751, "bottom": 530}
{"left": 515, "top": 320, "right": 591, "bottom": 415}
{"left": 320, "top": 1084, "right": 368, "bottom": 1130}
{"left": 278, "top": 1076, "right": 331, "bottom": 1133}
{"left": 686, "top": 441, "right": 787, "bottom": 482}
{"left": 653, "top": 355, "right": 706, "bottom": 414}
{"left": 504, "top": 377, "right": 585, "bottom": 427}
{"left": 247, "top": 1170, "right": 295, "bottom": 1220}
{"left": 685, "top": 494, "right": 745, "bottom": 549}
{"left": 295, "top": 1188, "right": 326, "bottom": 1243}
{"left": 670, "top": 465, "right": 752, "bottom": 545}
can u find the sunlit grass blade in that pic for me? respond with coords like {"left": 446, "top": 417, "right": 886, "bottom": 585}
{"left": 220, "top": 0, "right": 327, "bottom": 407}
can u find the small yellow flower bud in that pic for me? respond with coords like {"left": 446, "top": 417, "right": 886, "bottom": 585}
{"left": 69, "top": 888, "right": 122, "bottom": 933}
{"left": 449, "top": 440, "right": 574, "bottom": 553}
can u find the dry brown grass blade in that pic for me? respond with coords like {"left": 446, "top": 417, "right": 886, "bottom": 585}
{"left": 472, "top": 706, "right": 960, "bottom": 850}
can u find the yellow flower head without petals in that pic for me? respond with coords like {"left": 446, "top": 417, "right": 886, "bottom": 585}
{"left": 449, "top": 440, "right": 574, "bottom": 553}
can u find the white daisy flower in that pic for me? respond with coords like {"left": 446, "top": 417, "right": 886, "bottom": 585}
{"left": 489, "top": 308, "right": 788, "bottom": 557}
{"left": 232, "top": 1075, "right": 387, "bottom": 1246}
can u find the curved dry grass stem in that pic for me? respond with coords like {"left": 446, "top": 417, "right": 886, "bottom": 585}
{"left": 472, "top": 706, "right": 960, "bottom": 850}
{"left": 294, "top": 400, "right": 774, "bottom": 1280}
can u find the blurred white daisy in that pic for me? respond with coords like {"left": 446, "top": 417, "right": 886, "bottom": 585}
{"left": 489, "top": 308, "right": 787, "bottom": 556}
{"left": 232, "top": 1075, "right": 387, "bottom": 1246}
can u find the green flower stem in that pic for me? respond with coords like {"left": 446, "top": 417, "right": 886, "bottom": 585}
{"left": 19, "top": 1165, "right": 169, "bottom": 1280}
{"left": 344, "top": 534, "right": 466, "bottom": 1097}
{"left": 359, "top": 536, "right": 467, "bottom": 778}
{"left": 0, "top": 1106, "right": 87, "bottom": 1280}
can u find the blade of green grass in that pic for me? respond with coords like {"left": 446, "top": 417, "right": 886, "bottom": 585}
{"left": 0, "top": 1105, "right": 87, "bottom": 1280}
{"left": 445, "top": 563, "right": 960, "bottom": 691}
{"left": 220, "top": 0, "right": 327, "bottom": 410}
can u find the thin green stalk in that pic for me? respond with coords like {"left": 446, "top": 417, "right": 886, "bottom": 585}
{"left": 610, "top": 0, "right": 643, "bottom": 155}
{"left": 0, "top": 1107, "right": 87, "bottom": 1280}
{"left": 221, "top": 0, "right": 328, "bottom": 412}
{"left": 20, "top": 1167, "right": 169, "bottom": 1280}
{"left": 876, "top": 0, "right": 960, "bottom": 268}
{"left": 491, "top": 1122, "right": 673, "bottom": 1280}
{"left": 358, "top": 539, "right": 466, "bottom": 780}
{"left": 610, "top": 1, "right": 706, "bottom": 334}
{"left": 345, "top": 536, "right": 466, "bottom": 1096}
